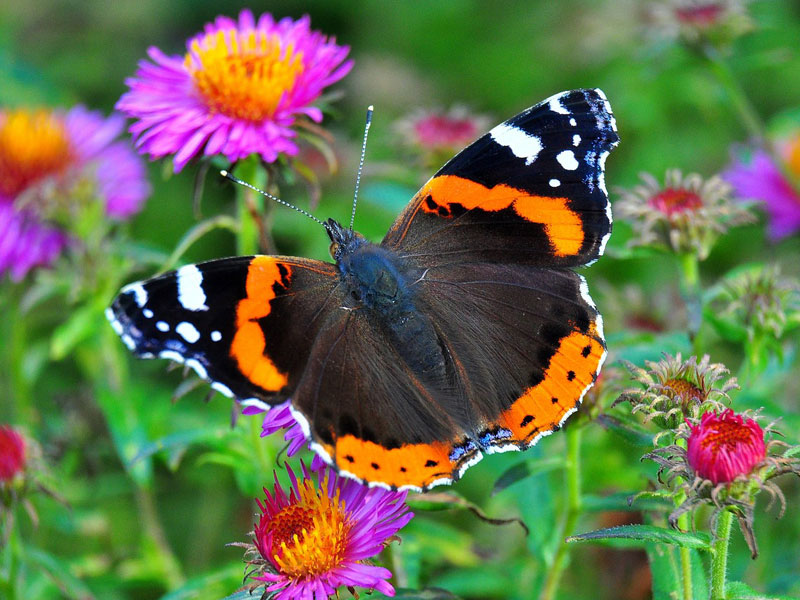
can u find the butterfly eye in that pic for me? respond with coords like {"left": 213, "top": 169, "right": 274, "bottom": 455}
{"left": 329, "top": 242, "right": 340, "bottom": 259}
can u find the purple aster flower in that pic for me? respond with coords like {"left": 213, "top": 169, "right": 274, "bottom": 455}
{"left": 246, "top": 462, "right": 412, "bottom": 600}
{"left": 0, "top": 204, "right": 67, "bottom": 281}
{"left": 0, "top": 106, "right": 149, "bottom": 280}
{"left": 724, "top": 148, "right": 800, "bottom": 240}
{"left": 116, "top": 10, "right": 353, "bottom": 172}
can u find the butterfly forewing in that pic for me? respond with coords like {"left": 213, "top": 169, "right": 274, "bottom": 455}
{"left": 383, "top": 88, "right": 618, "bottom": 268}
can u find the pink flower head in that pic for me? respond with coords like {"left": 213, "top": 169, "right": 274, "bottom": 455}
{"left": 0, "top": 425, "right": 26, "bottom": 481}
{"left": 252, "top": 462, "right": 412, "bottom": 600}
{"left": 0, "top": 106, "right": 148, "bottom": 279}
{"left": 725, "top": 147, "right": 800, "bottom": 240}
{"left": 687, "top": 409, "right": 766, "bottom": 484}
{"left": 116, "top": 10, "right": 353, "bottom": 172}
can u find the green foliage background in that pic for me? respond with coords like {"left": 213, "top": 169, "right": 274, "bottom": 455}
{"left": 1, "top": 1, "right": 800, "bottom": 599}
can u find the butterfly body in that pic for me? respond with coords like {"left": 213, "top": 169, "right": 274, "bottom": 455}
{"left": 108, "top": 88, "right": 619, "bottom": 491}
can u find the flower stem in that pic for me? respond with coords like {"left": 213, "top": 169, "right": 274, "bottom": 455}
{"left": 710, "top": 509, "right": 734, "bottom": 600}
{"left": 701, "top": 45, "right": 766, "bottom": 143}
{"left": 539, "top": 425, "right": 582, "bottom": 600}
{"left": 677, "top": 252, "right": 702, "bottom": 341}
{"left": 673, "top": 438, "right": 693, "bottom": 600}
{"left": 232, "top": 156, "right": 267, "bottom": 256}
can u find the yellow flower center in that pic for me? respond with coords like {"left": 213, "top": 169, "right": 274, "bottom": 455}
{"left": 186, "top": 29, "right": 304, "bottom": 122}
{"left": 0, "top": 110, "right": 72, "bottom": 198}
{"left": 267, "top": 477, "right": 352, "bottom": 579}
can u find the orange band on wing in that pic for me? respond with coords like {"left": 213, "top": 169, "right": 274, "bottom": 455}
{"left": 420, "top": 175, "right": 584, "bottom": 257}
{"left": 230, "top": 256, "right": 290, "bottom": 392}
{"left": 500, "top": 328, "right": 604, "bottom": 441}
{"left": 325, "top": 436, "right": 457, "bottom": 490}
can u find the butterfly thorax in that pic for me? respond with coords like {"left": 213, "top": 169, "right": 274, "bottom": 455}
{"left": 326, "top": 218, "right": 446, "bottom": 380}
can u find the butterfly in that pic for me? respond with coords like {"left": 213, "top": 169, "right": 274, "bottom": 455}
{"left": 107, "top": 88, "right": 618, "bottom": 491}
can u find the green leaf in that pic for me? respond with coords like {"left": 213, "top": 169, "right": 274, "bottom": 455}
{"left": 645, "top": 542, "right": 681, "bottom": 600}
{"left": 490, "top": 456, "right": 564, "bottom": 495}
{"left": 24, "top": 546, "right": 96, "bottom": 600}
{"left": 725, "top": 580, "right": 798, "bottom": 599}
{"left": 567, "top": 524, "right": 711, "bottom": 550}
{"left": 160, "top": 563, "right": 241, "bottom": 600}
{"left": 50, "top": 303, "right": 102, "bottom": 360}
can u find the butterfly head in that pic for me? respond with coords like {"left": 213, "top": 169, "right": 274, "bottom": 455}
{"left": 326, "top": 218, "right": 366, "bottom": 261}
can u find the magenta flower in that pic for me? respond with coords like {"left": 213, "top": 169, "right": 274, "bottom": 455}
{"left": 0, "top": 425, "right": 26, "bottom": 482}
{"left": 250, "top": 462, "right": 412, "bottom": 599}
{"left": 687, "top": 409, "right": 766, "bottom": 485}
{"left": 116, "top": 10, "right": 353, "bottom": 172}
{"left": 0, "top": 107, "right": 149, "bottom": 280}
{"left": 724, "top": 148, "right": 800, "bottom": 240}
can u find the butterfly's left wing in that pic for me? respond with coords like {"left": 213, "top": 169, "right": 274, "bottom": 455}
{"left": 382, "top": 88, "right": 618, "bottom": 268}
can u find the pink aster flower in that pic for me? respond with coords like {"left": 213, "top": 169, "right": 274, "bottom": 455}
{"left": 0, "top": 425, "right": 26, "bottom": 482}
{"left": 116, "top": 10, "right": 353, "bottom": 172}
{"left": 686, "top": 409, "right": 766, "bottom": 485}
{"left": 0, "top": 107, "right": 149, "bottom": 279}
{"left": 248, "top": 462, "right": 412, "bottom": 600}
{"left": 724, "top": 146, "right": 800, "bottom": 240}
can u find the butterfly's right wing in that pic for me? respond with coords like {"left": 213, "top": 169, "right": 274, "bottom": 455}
{"left": 108, "top": 255, "right": 343, "bottom": 406}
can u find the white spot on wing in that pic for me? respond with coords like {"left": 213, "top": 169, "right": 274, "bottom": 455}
{"left": 177, "top": 265, "right": 209, "bottom": 311}
{"left": 159, "top": 350, "right": 185, "bottom": 364}
{"left": 549, "top": 178, "right": 561, "bottom": 188}
{"left": 143, "top": 309, "right": 154, "bottom": 319}
{"left": 211, "top": 381, "right": 234, "bottom": 398}
{"left": 156, "top": 321, "right": 169, "bottom": 332}
{"left": 185, "top": 358, "right": 207, "bottom": 380}
{"left": 122, "top": 282, "right": 148, "bottom": 308}
{"left": 211, "top": 330, "right": 222, "bottom": 342}
{"left": 240, "top": 398, "right": 271, "bottom": 412}
{"left": 569, "top": 118, "right": 577, "bottom": 127}
{"left": 176, "top": 321, "right": 201, "bottom": 344}
{"left": 573, "top": 134, "right": 581, "bottom": 147}
{"left": 557, "top": 150, "right": 579, "bottom": 171}
{"left": 490, "top": 123, "right": 542, "bottom": 166}
{"left": 548, "top": 92, "right": 570, "bottom": 115}
{"left": 121, "top": 334, "right": 136, "bottom": 350}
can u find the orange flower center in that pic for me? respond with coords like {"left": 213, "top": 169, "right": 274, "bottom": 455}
{"left": 186, "top": 29, "right": 304, "bottom": 122}
{"left": 0, "top": 110, "right": 72, "bottom": 199}
{"left": 267, "top": 478, "right": 352, "bottom": 579}
{"left": 663, "top": 378, "right": 703, "bottom": 402}
{"left": 699, "top": 419, "right": 754, "bottom": 455}
{"left": 649, "top": 188, "right": 703, "bottom": 217}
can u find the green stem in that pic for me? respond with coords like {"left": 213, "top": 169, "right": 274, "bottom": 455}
{"left": 249, "top": 413, "right": 272, "bottom": 475}
{"left": 710, "top": 509, "right": 734, "bottom": 600}
{"left": 159, "top": 215, "right": 239, "bottom": 273}
{"left": 701, "top": 45, "right": 766, "bottom": 143}
{"left": 677, "top": 253, "right": 702, "bottom": 342}
{"left": 134, "top": 488, "right": 186, "bottom": 588}
{"left": 673, "top": 438, "right": 693, "bottom": 600}
{"left": 232, "top": 157, "right": 266, "bottom": 256}
{"left": 539, "top": 425, "right": 582, "bottom": 600}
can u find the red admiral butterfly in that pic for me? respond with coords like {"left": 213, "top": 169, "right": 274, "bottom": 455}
{"left": 108, "top": 88, "right": 618, "bottom": 491}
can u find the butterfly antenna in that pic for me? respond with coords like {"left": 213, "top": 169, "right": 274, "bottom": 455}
{"left": 349, "top": 104, "right": 374, "bottom": 231}
{"left": 220, "top": 170, "right": 327, "bottom": 230}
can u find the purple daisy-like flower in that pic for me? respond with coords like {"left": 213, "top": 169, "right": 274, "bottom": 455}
{"left": 724, "top": 147, "right": 800, "bottom": 240}
{"left": 248, "top": 462, "right": 412, "bottom": 600}
{"left": 0, "top": 106, "right": 148, "bottom": 279}
{"left": 0, "top": 204, "right": 67, "bottom": 281}
{"left": 116, "top": 10, "right": 353, "bottom": 172}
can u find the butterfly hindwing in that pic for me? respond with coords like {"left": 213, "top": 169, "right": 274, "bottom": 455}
{"left": 383, "top": 88, "right": 618, "bottom": 268}
{"left": 108, "top": 256, "right": 341, "bottom": 404}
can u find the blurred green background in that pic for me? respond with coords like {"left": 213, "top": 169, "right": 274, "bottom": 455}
{"left": 2, "top": 1, "right": 800, "bottom": 599}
